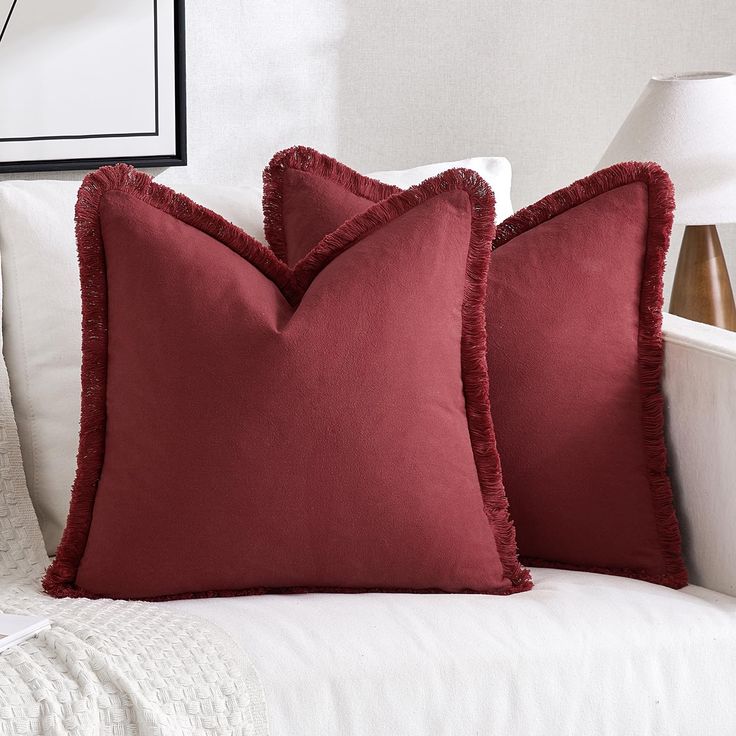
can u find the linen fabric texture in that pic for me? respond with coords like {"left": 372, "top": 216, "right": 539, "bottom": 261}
{"left": 44, "top": 163, "right": 530, "bottom": 600}
{"left": 262, "top": 146, "right": 687, "bottom": 588}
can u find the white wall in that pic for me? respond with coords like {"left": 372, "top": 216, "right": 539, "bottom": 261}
{"left": 3, "top": 0, "right": 736, "bottom": 297}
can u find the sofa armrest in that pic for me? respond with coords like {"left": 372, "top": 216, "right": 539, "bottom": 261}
{"left": 662, "top": 313, "right": 736, "bottom": 595}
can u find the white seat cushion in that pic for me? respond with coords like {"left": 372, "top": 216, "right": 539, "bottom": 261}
{"left": 170, "top": 568, "right": 736, "bottom": 736}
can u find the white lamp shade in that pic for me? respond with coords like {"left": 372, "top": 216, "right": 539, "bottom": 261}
{"left": 598, "top": 72, "right": 736, "bottom": 225}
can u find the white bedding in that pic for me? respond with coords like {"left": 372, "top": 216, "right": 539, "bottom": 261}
{"left": 172, "top": 569, "right": 736, "bottom": 736}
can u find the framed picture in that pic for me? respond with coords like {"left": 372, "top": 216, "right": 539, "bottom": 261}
{"left": 0, "top": 0, "right": 186, "bottom": 173}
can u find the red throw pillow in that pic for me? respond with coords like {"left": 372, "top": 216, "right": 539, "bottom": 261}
{"left": 263, "top": 146, "right": 688, "bottom": 588}
{"left": 43, "top": 164, "right": 531, "bottom": 600}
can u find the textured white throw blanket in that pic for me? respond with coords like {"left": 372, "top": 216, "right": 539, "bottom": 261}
{"left": 0, "top": 318, "right": 269, "bottom": 735}
{"left": 0, "top": 577, "right": 269, "bottom": 735}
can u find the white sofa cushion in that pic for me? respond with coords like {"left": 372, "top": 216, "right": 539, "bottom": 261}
{"left": 171, "top": 567, "right": 736, "bottom": 736}
{"left": 370, "top": 156, "right": 513, "bottom": 222}
{"left": 0, "top": 180, "right": 82, "bottom": 557}
{"left": 0, "top": 159, "right": 513, "bottom": 555}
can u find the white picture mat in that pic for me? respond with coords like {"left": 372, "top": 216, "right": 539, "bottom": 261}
{"left": 0, "top": 0, "right": 177, "bottom": 162}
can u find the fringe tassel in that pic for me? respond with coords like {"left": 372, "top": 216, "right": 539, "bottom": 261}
{"left": 263, "top": 146, "right": 401, "bottom": 264}
{"left": 495, "top": 162, "right": 688, "bottom": 589}
{"left": 44, "top": 163, "right": 531, "bottom": 599}
{"left": 456, "top": 173, "right": 533, "bottom": 594}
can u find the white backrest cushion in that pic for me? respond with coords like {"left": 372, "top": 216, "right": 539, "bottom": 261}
{"left": 0, "top": 181, "right": 80, "bottom": 557}
{"left": 0, "top": 245, "right": 48, "bottom": 578}
{"left": 369, "top": 157, "right": 513, "bottom": 222}
{"left": 0, "top": 178, "right": 264, "bottom": 554}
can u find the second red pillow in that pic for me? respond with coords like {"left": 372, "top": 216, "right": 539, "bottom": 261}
{"left": 263, "top": 146, "right": 688, "bottom": 588}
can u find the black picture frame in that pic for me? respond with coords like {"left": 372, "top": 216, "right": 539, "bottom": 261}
{"left": 0, "top": 0, "right": 187, "bottom": 174}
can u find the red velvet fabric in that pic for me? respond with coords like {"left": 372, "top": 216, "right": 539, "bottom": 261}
{"left": 262, "top": 147, "right": 687, "bottom": 588}
{"left": 44, "top": 164, "right": 531, "bottom": 600}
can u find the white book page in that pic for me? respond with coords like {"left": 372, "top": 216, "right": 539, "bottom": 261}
{"left": 0, "top": 613, "right": 50, "bottom": 652}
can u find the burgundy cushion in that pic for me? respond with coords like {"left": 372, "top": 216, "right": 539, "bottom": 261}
{"left": 262, "top": 146, "right": 688, "bottom": 588}
{"left": 43, "top": 164, "right": 531, "bottom": 601}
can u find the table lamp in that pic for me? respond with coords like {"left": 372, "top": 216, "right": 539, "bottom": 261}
{"left": 598, "top": 71, "right": 736, "bottom": 331}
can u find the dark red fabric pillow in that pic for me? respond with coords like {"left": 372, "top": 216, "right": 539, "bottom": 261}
{"left": 262, "top": 146, "right": 687, "bottom": 588}
{"left": 43, "top": 164, "right": 531, "bottom": 601}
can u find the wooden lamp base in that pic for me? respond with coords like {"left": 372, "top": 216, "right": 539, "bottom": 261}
{"left": 669, "top": 224, "right": 736, "bottom": 331}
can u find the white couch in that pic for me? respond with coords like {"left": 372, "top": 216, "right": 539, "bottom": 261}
{"left": 0, "top": 174, "right": 734, "bottom": 734}
{"left": 164, "top": 313, "right": 736, "bottom": 735}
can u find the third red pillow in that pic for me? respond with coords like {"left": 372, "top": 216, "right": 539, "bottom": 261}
{"left": 262, "top": 146, "right": 688, "bottom": 588}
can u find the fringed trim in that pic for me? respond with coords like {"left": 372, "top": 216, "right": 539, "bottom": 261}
{"left": 454, "top": 173, "right": 532, "bottom": 594}
{"left": 263, "top": 145, "right": 401, "bottom": 264}
{"left": 42, "top": 582, "right": 524, "bottom": 603}
{"left": 495, "top": 162, "right": 688, "bottom": 589}
{"left": 633, "top": 164, "right": 689, "bottom": 589}
{"left": 42, "top": 168, "right": 112, "bottom": 598}
{"left": 521, "top": 556, "right": 682, "bottom": 588}
{"left": 44, "top": 163, "right": 531, "bottom": 599}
